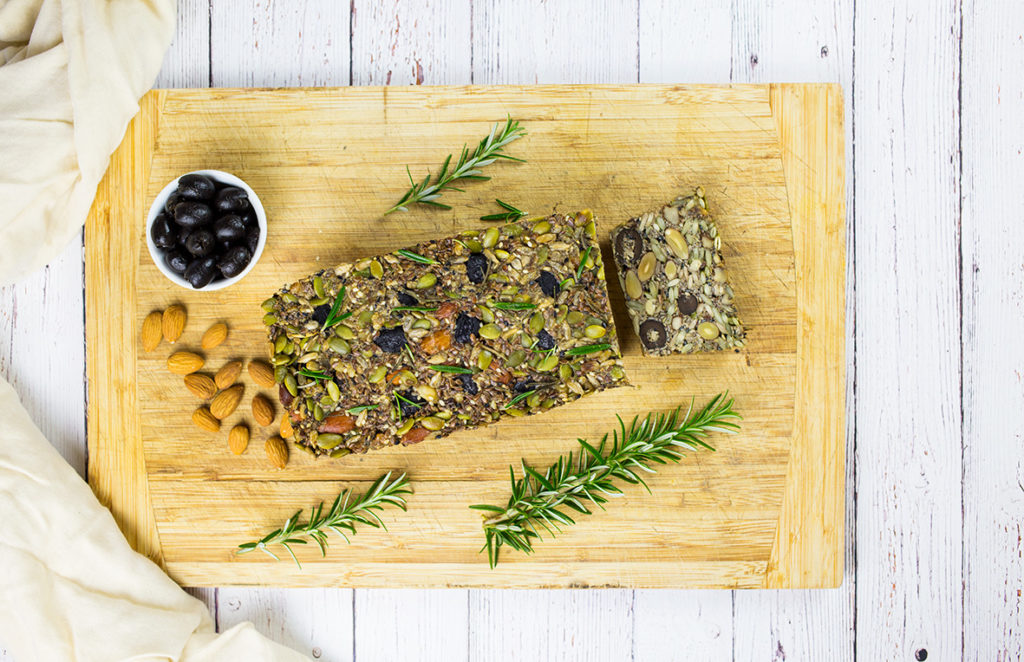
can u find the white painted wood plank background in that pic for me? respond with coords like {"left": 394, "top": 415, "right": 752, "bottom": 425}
{"left": 2, "top": 0, "right": 1021, "bottom": 659}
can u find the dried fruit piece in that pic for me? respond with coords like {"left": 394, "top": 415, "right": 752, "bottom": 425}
{"left": 420, "top": 329, "right": 451, "bottom": 354}
{"left": 184, "top": 373, "right": 217, "bottom": 399}
{"left": 141, "top": 311, "right": 163, "bottom": 352}
{"left": 280, "top": 415, "right": 294, "bottom": 438}
{"left": 248, "top": 360, "right": 276, "bottom": 388}
{"left": 319, "top": 413, "right": 355, "bottom": 434}
{"left": 201, "top": 322, "right": 228, "bottom": 349}
{"left": 167, "top": 351, "right": 204, "bottom": 375}
{"left": 228, "top": 425, "right": 249, "bottom": 455}
{"left": 192, "top": 406, "right": 220, "bottom": 432}
{"left": 210, "top": 384, "right": 244, "bottom": 419}
{"left": 251, "top": 394, "right": 275, "bottom": 427}
{"left": 162, "top": 304, "right": 187, "bottom": 343}
{"left": 215, "top": 360, "right": 242, "bottom": 390}
{"left": 265, "top": 435, "right": 288, "bottom": 469}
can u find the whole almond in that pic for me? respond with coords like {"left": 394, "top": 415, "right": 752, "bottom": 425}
{"left": 248, "top": 361, "right": 276, "bottom": 389}
{"left": 201, "top": 322, "right": 229, "bottom": 350}
{"left": 192, "top": 406, "right": 220, "bottom": 432}
{"left": 228, "top": 425, "right": 249, "bottom": 455}
{"left": 251, "top": 394, "right": 275, "bottom": 426}
{"left": 184, "top": 373, "right": 217, "bottom": 399}
{"left": 280, "top": 415, "right": 294, "bottom": 439}
{"left": 265, "top": 435, "right": 288, "bottom": 469}
{"left": 167, "top": 351, "right": 204, "bottom": 375}
{"left": 162, "top": 304, "right": 187, "bottom": 343}
{"left": 215, "top": 360, "right": 243, "bottom": 390}
{"left": 141, "top": 311, "right": 163, "bottom": 352}
{"left": 210, "top": 384, "right": 244, "bottom": 419}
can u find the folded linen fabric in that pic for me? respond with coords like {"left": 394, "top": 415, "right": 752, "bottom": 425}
{"left": 0, "top": 0, "right": 172, "bottom": 284}
{"left": 0, "top": 376, "right": 311, "bottom": 661}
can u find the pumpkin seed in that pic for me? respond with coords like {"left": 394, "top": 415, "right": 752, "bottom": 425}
{"left": 624, "top": 271, "right": 643, "bottom": 299}
{"left": 416, "top": 273, "right": 437, "bottom": 289}
{"left": 317, "top": 433, "right": 343, "bottom": 449}
{"left": 368, "top": 366, "right": 387, "bottom": 383}
{"left": 479, "top": 324, "right": 501, "bottom": 339}
{"left": 584, "top": 324, "right": 606, "bottom": 339}
{"left": 477, "top": 350, "right": 493, "bottom": 371}
{"left": 326, "top": 380, "right": 341, "bottom": 401}
{"left": 529, "top": 313, "right": 545, "bottom": 335}
{"left": 637, "top": 252, "right": 657, "bottom": 282}
{"left": 420, "top": 416, "right": 445, "bottom": 431}
{"left": 483, "top": 227, "right": 500, "bottom": 248}
{"left": 537, "top": 355, "right": 558, "bottom": 372}
{"left": 328, "top": 337, "right": 351, "bottom": 355}
{"left": 370, "top": 259, "right": 384, "bottom": 278}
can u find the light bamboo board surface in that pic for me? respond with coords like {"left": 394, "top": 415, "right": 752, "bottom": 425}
{"left": 85, "top": 84, "right": 844, "bottom": 589}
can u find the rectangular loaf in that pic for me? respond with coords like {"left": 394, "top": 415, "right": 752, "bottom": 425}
{"left": 610, "top": 188, "right": 746, "bottom": 356}
{"left": 262, "top": 211, "right": 628, "bottom": 457}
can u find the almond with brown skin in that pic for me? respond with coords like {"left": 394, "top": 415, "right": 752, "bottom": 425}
{"left": 251, "top": 394, "right": 275, "bottom": 426}
{"left": 265, "top": 435, "right": 288, "bottom": 469}
{"left": 280, "top": 415, "right": 294, "bottom": 439}
{"left": 228, "top": 425, "right": 249, "bottom": 455}
{"left": 247, "top": 361, "right": 276, "bottom": 389}
{"left": 214, "top": 360, "right": 242, "bottom": 390}
{"left": 184, "top": 373, "right": 217, "bottom": 399}
{"left": 162, "top": 304, "right": 187, "bottom": 343}
{"left": 201, "top": 322, "right": 228, "bottom": 350}
{"left": 210, "top": 384, "right": 244, "bottom": 419}
{"left": 141, "top": 311, "right": 163, "bottom": 352}
{"left": 167, "top": 351, "right": 204, "bottom": 375}
{"left": 192, "top": 406, "right": 220, "bottom": 432}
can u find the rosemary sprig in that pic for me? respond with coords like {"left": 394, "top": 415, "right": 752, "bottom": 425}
{"left": 237, "top": 471, "right": 411, "bottom": 568}
{"left": 346, "top": 404, "right": 379, "bottom": 414}
{"left": 503, "top": 390, "right": 536, "bottom": 409}
{"left": 429, "top": 364, "right": 475, "bottom": 374}
{"left": 480, "top": 199, "right": 528, "bottom": 222}
{"left": 491, "top": 301, "right": 537, "bottom": 311}
{"left": 384, "top": 116, "right": 527, "bottom": 215}
{"left": 575, "top": 246, "right": 592, "bottom": 280}
{"left": 299, "top": 368, "right": 330, "bottom": 381}
{"left": 564, "top": 343, "right": 612, "bottom": 356}
{"left": 396, "top": 249, "right": 437, "bottom": 265}
{"left": 471, "top": 393, "right": 740, "bottom": 568}
{"left": 322, "top": 286, "right": 351, "bottom": 329}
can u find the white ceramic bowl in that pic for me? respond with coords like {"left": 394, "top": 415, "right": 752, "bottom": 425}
{"left": 146, "top": 170, "right": 267, "bottom": 291}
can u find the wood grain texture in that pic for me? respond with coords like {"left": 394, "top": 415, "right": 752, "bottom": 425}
{"left": 155, "top": 0, "right": 209, "bottom": 88}
{"left": 961, "top": 1, "right": 1024, "bottom": 659}
{"left": 632, "top": 591, "right": 733, "bottom": 661}
{"left": 210, "top": 0, "right": 351, "bottom": 87}
{"left": 83, "top": 83, "right": 844, "bottom": 588}
{"left": 853, "top": 1, "right": 964, "bottom": 659}
{"left": 85, "top": 91, "right": 163, "bottom": 562}
{"left": 468, "top": 590, "right": 633, "bottom": 660}
{"left": 219, "top": 588, "right": 354, "bottom": 660}
{"left": 355, "top": 590, "right": 467, "bottom": 661}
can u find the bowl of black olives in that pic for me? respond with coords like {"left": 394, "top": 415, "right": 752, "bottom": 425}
{"left": 147, "top": 170, "right": 266, "bottom": 290}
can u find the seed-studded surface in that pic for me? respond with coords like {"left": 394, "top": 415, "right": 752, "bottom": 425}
{"left": 263, "top": 212, "right": 628, "bottom": 456}
{"left": 611, "top": 188, "right": 746, "bottom": 356}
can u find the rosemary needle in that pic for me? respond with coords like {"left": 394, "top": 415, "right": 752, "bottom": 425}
{"left": 470, "top": 393, "right": 741, "bottom": 568}
{"left": 384, "top": 116, "right": 527, "bottom": 215}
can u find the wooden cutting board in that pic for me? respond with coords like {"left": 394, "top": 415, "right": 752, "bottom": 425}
{"left": 85, "top": 84, "right": 844, "bottom": 589}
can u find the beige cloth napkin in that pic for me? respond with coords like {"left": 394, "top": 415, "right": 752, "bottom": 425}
{"left": 0, "top": 377, "right": 311, "bottom": 661}
{"left": 0, "top": 0, "right": 173, "bottom": 284}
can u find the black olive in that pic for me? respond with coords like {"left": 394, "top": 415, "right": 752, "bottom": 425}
{"left": 678, "top": 292, "right": 698, "bottom": 316}
{"left": 373, "top": 326, "right": 407, "bottom": 353}
{"left": 535, "top": 329, "right": 556, "bottom": 350}
{"left": 465, "top": 253, "right": 488, "bottom": 284}
{"left": 164, "top": 249, "right": 190, "bottom": 274}
{"left": 536, "top": 270, "right": 560, "bottom": 298}
{"left": 213, "top": 214, "right": 246, "bottom": 243}
{"left": 218, "top": 246, "right": 252, "bottom": 278}
{"left": 614, "top": 227, "right": 644, "bottom": 267}
{"left": 311, "top": 304, "right": 331, "bottom": 325}
{"left": 174, "top": 201, "right": 213, "bottom": 229}
{"left": 164, "top": 191, "right": 184, "bottom": 216}
{"left": 212, "top": 186, "right": 249, "bottom": 213}
{"left": 394, "top": 390, "right": 426, "bottom": 417}
{"left": 396, "top": 292, "right": 418, "bottom": 306}
{"left": 150, "top": 213, "right": 178, "bottom": 249}
{"left": 452, "top": 313, "right": 481, "bottom": 344}
{"left": 184, "top": 256, "right": 218, "bottom": 289}
{"left": 457, "top": 373, "right": 479, "bottom": 395}
{"left": 185, "top": 229, "right": 215, "bottom": 257}
{"left": 177, "top": 228, "right": 191, "bottom": 248}
{"left": 238, "top": 203, "right": 257, "bottom": 226}
{"left": 638, "top": 319, "right": 668, "bottom": 349}
{"left": 244, "top": 226, "right": 260, "bottom": 255}
{"left": 177, "top": 174, "right": 216, "bottom": 201}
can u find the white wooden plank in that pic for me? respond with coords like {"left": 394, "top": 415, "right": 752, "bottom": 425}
{"left": 722, "top": 1, "right": 857, "bottom": 660}
{"left": 638, "top": 0, "right": 732, "bottom": 83}
{"left": 0, "top": 237, "right": 85, "bottom": 476}
{"left": 350, "top": 0, "right": 471, "bottom": 85}
{"left": 632, "top": 591, "right": 732, "bottom": 661}
{"left": 853, "top": 1, "right": 963, "bottom": 660}
{"left": 354, "top": 590, "right": 468, "bottom": 662}
{"left": 155, "top": 0, "right": 210, "bottom": 88}
{"left": 472, "top": 0, "right": 639, "bottom": 84}
{"left": 210, "top": 0, "right": 351, "bottom": 87}
{"left": 219, "top": 588, "right": 353, "bottom": 660}
{"left": 961, "top": 2, "right": 1024, "bottom": 660}
{"left": 468, "top": 590, "right": 633, "bottom": 661}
